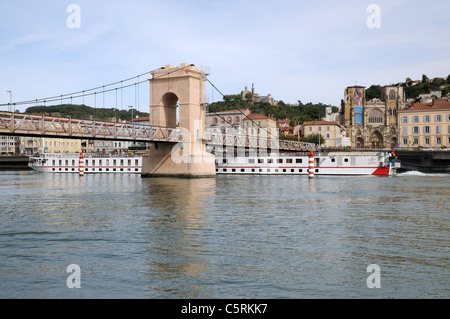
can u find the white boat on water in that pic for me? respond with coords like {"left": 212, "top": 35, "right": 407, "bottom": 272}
{"left": 215, "top": 151, "right": 400, "bottom": 176}
{"left": 29, "top": 153, "right": 142, "bottom": 174}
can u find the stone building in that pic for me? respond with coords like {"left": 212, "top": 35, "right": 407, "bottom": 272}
{"left": 398, "top": 98, "right": 450, "bottom": 149}
{"left": 340, "top": 85, "right": 405, "bottom": 149}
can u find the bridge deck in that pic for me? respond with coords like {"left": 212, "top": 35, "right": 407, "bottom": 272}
{"left": 0, "top": 111, "right": 316, "bottom": 151}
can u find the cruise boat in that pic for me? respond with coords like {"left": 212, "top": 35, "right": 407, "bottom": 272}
{"left": 29, "top": 153, "right": 142, "bottom": 174}
{"left": 215, "top": 151, "right": 400, "bottom": 176}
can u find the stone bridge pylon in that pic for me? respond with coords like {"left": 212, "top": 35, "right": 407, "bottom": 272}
{"left": 141, "top": 63, "right": 216, "bottom": 178}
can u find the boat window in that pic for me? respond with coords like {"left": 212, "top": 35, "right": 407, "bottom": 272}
{"left": 241, "top": 169, "right": 245, "bottom": 172}
{"left": 331, "top": 158, "right": 335, "bottom": 163}
{"left": 286, "top": 159, "right": 292, "bottom": 163}
{"left": 344, "top": 158, "right": 349, "bottom": 163}
{"left": 278, "top": 159, "right": 283, "bottom": 164}
{"left": 248, "top": 159, "right": 255, "bottom": 164}
{"left": 258, "top": 159, "right": 264, "bottom": 164}
{"left": 296, "top": 159, "right": 302, "bottom": 163}
{"left": 267, "top": 159, "right": 273, "bottom": 164}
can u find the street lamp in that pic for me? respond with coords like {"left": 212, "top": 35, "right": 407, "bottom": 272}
{"left": 6, "top": 90, "right": 12, "bottom": 112}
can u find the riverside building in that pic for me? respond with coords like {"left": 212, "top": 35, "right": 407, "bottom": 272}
{"left": 398, "top": 98, "right": 450, "bottom": 149}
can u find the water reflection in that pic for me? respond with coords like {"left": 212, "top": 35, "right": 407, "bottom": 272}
{"left": 141, "top": 177, "right": 216, "bottom": 298}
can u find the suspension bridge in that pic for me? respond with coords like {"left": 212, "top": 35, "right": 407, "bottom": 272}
{"left": 0, "top": 63, "right": 314, "bottom": 177}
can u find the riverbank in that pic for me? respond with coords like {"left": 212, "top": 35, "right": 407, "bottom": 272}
{"left": 0, "top": 156, "right": 31, "bottom": 170}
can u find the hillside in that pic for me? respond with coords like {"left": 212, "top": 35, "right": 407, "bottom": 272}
{"left": 24, "top": 104, "right": 149, "bottom": 122}
{"left": 209, "top": 95, "right": 338, "bottom": 126}
{"left": 366, "top": 74, "right": 450, "bottom": 100}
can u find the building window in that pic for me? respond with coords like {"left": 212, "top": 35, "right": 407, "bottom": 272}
{"left": 436, "top": 137, "right": 441, "bottom": 144}
{"left": 412, "top": 127, "right": 420, "bottom": 134}
{"left": 425, "top": 137, "right": 430, "bottom": 145}
{"left": 412, "top": 116, "right": 419, "bottom": 123}
{"left": 435, "top": 115, "right": 442, "bottom": 122}
{"left": 389, "top": 90, "right": 396, "bottom": 100}
{"left": 403, "top": 138, "right": 408, "bottom": 145}
{"left": 413, "top": 138, "right": 418, "bottom": 145}
{"left": 402, "top": 127, "right": 407, "bottom": 135}
{"left": 235, "top": 116, "right": 239, "bottom": 123}
{"left": 401, "top": 116, "right": 409, "bottom": 123}
{"left": 446, "top": 114, "right": 450, "bottom": 122}
{"left": 423, "top": 115, "right": 431, "bottom": 122}
{"left": 423, "top": 126, "right": 431, "bottom": 134}
{"left": 436, "top": 126, "right": 441, "bottom": 134}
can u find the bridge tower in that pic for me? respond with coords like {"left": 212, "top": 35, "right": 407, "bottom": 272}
{"left": 141, "top": 63, "right": 216, "bottom": 178}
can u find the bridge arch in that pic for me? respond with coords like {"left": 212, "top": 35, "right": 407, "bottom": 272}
{"left": 161, "top": 92, "right": 179, "bottom": 128}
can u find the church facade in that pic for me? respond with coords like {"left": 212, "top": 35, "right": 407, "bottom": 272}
{"left": 339, "top": 85, "right": 405, "bottom": 149}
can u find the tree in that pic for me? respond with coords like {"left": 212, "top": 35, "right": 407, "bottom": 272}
{"left": 365, "top": 85, "right": 382, "bottom": 100}
{"left": 302, "top": 133, "right": 325, "bottom": 145}
{"left": 422, "top": 74, "right": 429, "bottom": 83}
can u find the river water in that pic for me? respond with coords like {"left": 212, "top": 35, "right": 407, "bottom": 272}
{"left": 0, "top": 170, "right": 448, "bottom": 299}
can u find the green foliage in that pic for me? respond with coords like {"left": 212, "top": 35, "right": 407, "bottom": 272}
{"left": 365, "top": 85, "right": 382, "bottom": 100}
{"left": 24, "top": 104, "right": 149, "bottom": 121}
{"left": 302, "top": 133, "right": 325, "bottom": 145}
{"left": 280, "top": 133, "right": 324, "bottom": 145}
{"left": 209, "top": 96, "right": 337, "bottom": 124}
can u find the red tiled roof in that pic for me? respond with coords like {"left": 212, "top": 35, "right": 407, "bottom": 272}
{"left": 246, "top": 113, "right": 269, "bottom": 119}
{"left": 400, "top": 99, "right": 450, "bottom": 112}
{"left": 303, "top": 120, "right": 337, "bottom": 126}
{"left": 214, "top": 108, "right": 249, "bottom": 114}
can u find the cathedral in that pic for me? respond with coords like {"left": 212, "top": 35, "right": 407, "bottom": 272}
{"left": 339, "top": 85, "right": 405, "bottom": 149}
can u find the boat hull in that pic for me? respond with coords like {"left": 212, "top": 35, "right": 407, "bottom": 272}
{"left": 29, "top": 153, "right": 142, "bottom": 174}
{"left": 215, "top": 152, "right": 397, "bottom": 176}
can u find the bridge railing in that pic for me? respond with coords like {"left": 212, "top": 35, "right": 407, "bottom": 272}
{"left": 0, "top": 111, "right": 182, "bottom": 142}
{"left": 205, "top": 132, "right": 316, "bottom": 151}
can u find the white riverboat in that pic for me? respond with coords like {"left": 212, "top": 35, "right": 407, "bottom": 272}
{"left": 29, "top": 153, "right": 142, "bottom": 174}
{"left": 215, "top": 151, "right": 400, "bottom": 176}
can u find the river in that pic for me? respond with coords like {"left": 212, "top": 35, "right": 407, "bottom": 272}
{"left": 0, "top": 171, "right": 448, "bottom": 298}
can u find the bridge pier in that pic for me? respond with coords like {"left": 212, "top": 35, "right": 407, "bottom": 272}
{"left": 141, "top": 63, "right": 216, "bottom": 178}
{"left": 141, "top": 142, "right": 215, "bottom": 178}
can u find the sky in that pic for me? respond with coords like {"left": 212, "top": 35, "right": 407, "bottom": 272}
{"left": 1, "top": 0, "right": 449, "bottom": 113}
